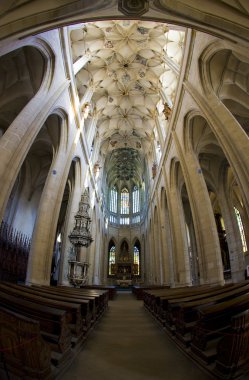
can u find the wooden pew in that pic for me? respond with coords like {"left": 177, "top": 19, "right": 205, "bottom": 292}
{"left": 214, "top": 310, "right": 249, "bottom": 379}
{"left": 0, "top": 306, "right": 53, "bottom": 380}
{"left": 0, "top": 282, "right": 109, "bottom": 379}
{"left": 0, "top": 283, "right": 87, "bottom": 340}
{"left": 11, "top": 283, "right": 93, "bottom": 333}
{"left": 133, "top": 285, "right": 169, "bottom": 300}
{"left": 143, "top": 282, "right": 249, "bottom": 379}
{"left": 144, "top": 284, "right": 229, "bottom": 319}
{"left": 143, "top": 284, "right": 215, "bottom": 311}
{"left": 0, "top": 289, "right": 72, "bottom": 366}
{"left": 58, "top": 287, "right": 109, "bottom": 317}
{"left": 82, "top": 285, "right": 117, "bottom": 300}
{"left": 190, "top": 292, "right": 249, "bottom": 365}
{"left": 46, "top": 288, "right": 98, "bottom": 324}
{"left": 172, "top": 283, "right": 249, "bottom": 344}
{"left": 32, "top": 285, "right": 107, "bottom": 323}
{"left": 164, "top": 282, "right": 249, "bottom": 334}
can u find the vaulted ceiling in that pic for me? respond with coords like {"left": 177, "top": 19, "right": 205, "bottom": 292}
{"left": 70, "top": 20, "right": 185, "bottom": 187}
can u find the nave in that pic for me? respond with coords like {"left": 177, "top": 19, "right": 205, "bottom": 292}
{"left": 61, "top": 292, "right": 213, "bottom": 380}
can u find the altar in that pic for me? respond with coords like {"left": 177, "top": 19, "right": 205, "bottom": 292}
{"left": 116, "top": 279, "right": 132, "bottom": 287}
{"left": 109, "top": 240, "right": 140, "bottom": 284}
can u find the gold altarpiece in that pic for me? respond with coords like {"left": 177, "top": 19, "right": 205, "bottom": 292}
{"left": 110, "top": 241, "right": 139, "bottom": 285}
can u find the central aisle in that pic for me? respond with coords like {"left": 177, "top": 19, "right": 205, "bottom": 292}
{"left": 61, "top": 292, "right": 212, "bottom": 380}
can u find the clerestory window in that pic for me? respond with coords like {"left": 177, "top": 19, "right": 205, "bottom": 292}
{"left": 110, "top": 186, "right": 117, "bottom": 213}
{"left": 108, "top": 185, "right": 141, "bottom": 225}
{"left": 132, "top": 186, "right": 140, "bottom": 213}
{"left": 120, "top": 188, "right": 129, "bottom": 214}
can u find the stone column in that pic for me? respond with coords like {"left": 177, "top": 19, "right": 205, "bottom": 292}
{"left": 91, "top": 133, "right": 101, "bottom": 164}
{"left": 73, "top": 52, "right": 91, "bottom": 75}
{"left": 87, "top": 113, "right": 99, "bottom": 149}
{"left": 155, "top": 115, "right": 164, "bottom": 147}
{"left": 159, "top": 88, "right": 173, "bottom": 108}
{"left": 185, "top": 82, "right": 249, "bottom": 217}
{"left": 153, "top": 207, "right": 163, "bottom": 284}
{"left": 174, "top": 132, "right": 224, "bottom": 285}
{"left": 162, "top": 54, "right": 180, "bottom": 75}
{"left": 158, "top": 189, "right": 173, "bottom": 286}
{"left": 218, "top": 183, "right": 245, "bottom": 282}
{"left": 166, "top": 175, "right": 192, "bottom": 287}
{"left": 147, "top": 221, "right": 155, "bottom": 284}
{"left": 26, "top": 138, "right": 77, "bottom": 285}
{"left": 0, "top": 81, "right": 69, "bottom": 222}
{"left": 79, "top": 87, "right": 94, "bottom": 109}
{"left": 58, "top": 159, "right": 82, "bottom": 286}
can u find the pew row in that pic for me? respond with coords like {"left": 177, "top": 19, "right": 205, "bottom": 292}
{"left": 0, "top": 282, "right": 109, "bottom": 379}
{"left": 32, "top": 285, "right": 109, "bottom": 321}
{"left": 0, "top": 306, "right": 53, "bottom": 380}
{"left": 142, "top": 281, "right": 249, "bottom": 379}
{"left": 81, "top": 285, "right": 117, "bottom": 300}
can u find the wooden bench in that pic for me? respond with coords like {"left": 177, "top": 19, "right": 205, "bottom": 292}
{"left": 172, "top": 283, "right": 249, "bottom": 345}
{"left": 82, "top": 285, "right": 116, "bottom": 300}
{"left": 133, "top": 285, "right": 169, "bottom": 300}
{"left": 32, "top": 285, "right": 107, "bottom": 323}
{"left": 143, "top": 282, "right": 249, "bottom": 379}
{"left": 143, "top": 284, "right": 219, "bottom": 311}
{"left": 0, "top": 282, "right": 109, "bottom": 379}
{"left": 57, "top": 287, "right": 108, "bottom": 317}
{"left": 190, "top": 292, "right": 249, "bottom": 365}
{"left": 16, "top": 283, "right": 92, "bottom": 333}
{"left": 0, "top": 306, "right": 53, "bottom": 380}
{"left": 214, "top": 309, "right": 249, "bottom": 379}
{"left": 164, "top": 282, "right": 249, "bottom": 334}
{"left": 144, "top": 284, "right": 229, "bottom": 320}
{"left": 0, "top": 283, "right": 87, "bottom": 340}
{"left": 0, "top": 289, "right": 72, "bottom": 367}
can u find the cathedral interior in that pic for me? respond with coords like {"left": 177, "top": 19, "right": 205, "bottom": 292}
{"left": 0, "top": 1, "right": 249, "bottom": 379}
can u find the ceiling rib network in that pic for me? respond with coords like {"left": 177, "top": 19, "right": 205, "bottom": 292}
{"left": 70, "top": 20, "right": 185, "bottom": 184}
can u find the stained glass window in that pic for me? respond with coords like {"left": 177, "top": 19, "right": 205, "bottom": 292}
{"left": 110, "top": 186, "right": 117, "bottom": 213}
{"left": 120, "top": 217, "right": 130, "bottom": 225}
{"left": 132, "top": 215, "right": 140, "bottom": 224}
{"left": 132, "top": 186, "right": 140, "bottom": 213}
{"left": 234, "top": 207, "right": 248, "bottom": 253}
{"left": 108, "top": 244, "right": 116, "bottom": 275}
{"left": 109, "top": 215, "right": 117, "bottom": 224}
{"left": 121, "top": 188, "right": 129, "bottom": 214}
{"left": 134, "top": 245, "right": 140, "bottom": 275}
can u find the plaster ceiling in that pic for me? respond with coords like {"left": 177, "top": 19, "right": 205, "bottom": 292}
{"left": 70, "top": 20, "right": 185, "bottom": 185}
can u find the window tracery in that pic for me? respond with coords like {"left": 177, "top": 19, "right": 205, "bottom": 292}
{"left": 234, "top": 207, "right": 248, "bottom": 253}
{"left": 108, "top": 242, "right": 116, "bottom": 276}
{"left": 121, "top": 188, "right": 129, "bottom": 214}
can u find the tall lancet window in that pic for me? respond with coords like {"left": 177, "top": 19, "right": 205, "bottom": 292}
{"left": 108, "top": 241, "right": 116, "bottom": 276}
{"left": 132, "top": 186, "right": 140, "bottom": 213}
{"left": 121, "top": 188, "right": 129, "bottom": 214}
{"left": 110, "top": 186, "right": 117, "bottom": 213}
{"left": 133, "top": 240, "right": 140, "bottom": 276}
{"left": 234, "top": 207, "right": 248, "bottom": 253}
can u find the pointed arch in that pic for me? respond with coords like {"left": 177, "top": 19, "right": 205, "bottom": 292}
{"left": 108, "top": 239, "right": 116, "bottom": 276}
{"left": 133, "top": 239, "right": 141, "bottom": 276}
{"left": 120, "top": 187, "right": 129, "bottom": 215}
{"left": 120, "top": 239, "right": 129, "bottom": 259}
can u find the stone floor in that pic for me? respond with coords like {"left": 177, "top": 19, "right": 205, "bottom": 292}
{"left": 61, "top": 292, "right": 220, "bottom": 380}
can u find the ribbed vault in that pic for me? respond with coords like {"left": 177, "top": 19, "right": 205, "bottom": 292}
{"left": 70, "top": 20, "right": 185, "bottom": 197}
